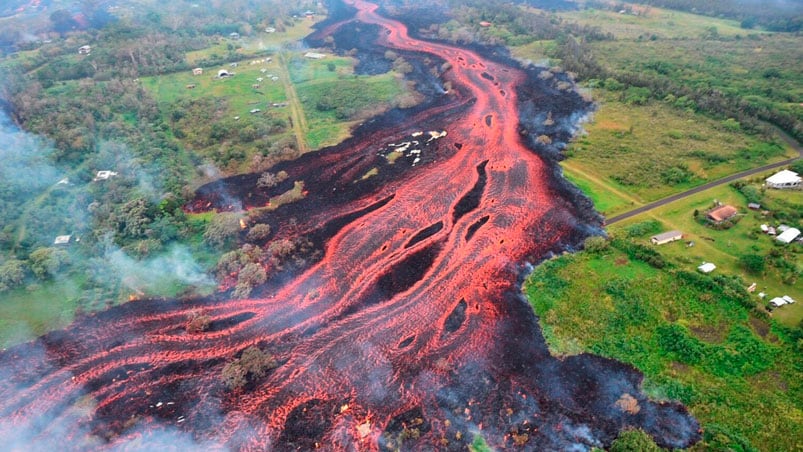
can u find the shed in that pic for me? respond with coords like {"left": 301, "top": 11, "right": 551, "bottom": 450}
{"left": 192, "top": 67, "right": 203, "bottom": 75}
{"left": 770, "top": 297, "right": 787, "bottom": 307}
{"left": 748, "top": 202, "right": 761, "bottom": 210}
{"left": 651, "top": 230, "right": 682, "bottom": 245}
{"left": 229, "top": 32, "right": 240, "bottom": 40}
{"left": 54, "top": 235, "right": 71, "bottom": 245}
{"left": 479, "top": 21, "right": 492, "bottom": 27}
{"left": 218, "top": 69, "right": 231, "bottom": 78}
{"left": 265, "top": 27, "right": 276, "bottom": 33}
{"left": 776, "top": 227, "right": 801, "bottom": 244}
{"left": 78, "top": 45, "right": 91, "bottom": 55}
{"left": 783, "top": 295, "right": 796, "bottom": 304}
{"left": 697, "top": 262, "right": 716, "bottom": 273}
{"left": 765, "top": 170, "right": 801, "bottom": 189}
{"left": 304, "top": 52, "right": 326, "bottom": 59}
{"left": 707, "top": 205, "right": 738, "bottom": 223}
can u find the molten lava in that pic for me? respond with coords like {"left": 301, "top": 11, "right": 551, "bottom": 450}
{"left": 0, "top": 0, "right": 700, "bottom": 450}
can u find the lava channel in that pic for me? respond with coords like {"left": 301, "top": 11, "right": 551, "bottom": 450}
{"left": 0, "top": 0, "right": 700, "bottom": 450}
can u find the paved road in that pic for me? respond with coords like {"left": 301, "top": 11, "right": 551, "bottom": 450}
{"left": 605, "top": 127, "right": 803, "bottom": 225}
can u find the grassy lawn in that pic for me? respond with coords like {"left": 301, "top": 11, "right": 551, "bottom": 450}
{"left": 561, "top": 164, "right": 636, "bottom": 216}
{"left": 525, "top": 244, "right": 802, "bottom": 451}
{"left": 609, "top": 182, "right": 802, "bottom": 328}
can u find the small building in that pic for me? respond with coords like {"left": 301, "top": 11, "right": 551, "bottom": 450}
{"left": 250, "top": 108, "right": 261, "bottom": 114}
{"left": 479, "top": 21, "right": 492, "bottom": 27}
{"left": 707, "top": 205, "right": 738, "bottom": 223}
{"left": 698, "top": 262, "right": 716, "bottom": 274}
{"left": 192, "top": 67, "right": 203, "bottom": 75}
{"left": 776, "top": 227, "right": 801, "bottom": 244}
{"left": 304, "top": 52, "right": 326, "bottom": 59}
{"left": 748, "top": 202, "right": 761, "bottom": 210}
{"left": 230, "top": 62, "right": 239, "bottom": 68}
{"left": 229, "top": 32, "right": 240, "bottom": 40}
{"left": 54, "top": 235, "right": 71, "bottom": 245}
{"left": 78, "top": 45, "right": 91, "bottom": 55}
{"left": 252, "top": 84, "right": 260, "bottom": 89}
{"left": 94, "top": 170, "right": 118, "bottom": 181}
{"left": 770, "top": 297, "right": 787, "bottom": 307}
{"left": 265, "top": 27, "right": 276, "bottom": 33}
{"left": 185, "top": 84, "right": 196, "bottom": 89}
{"left": 650, "top": 230, "right": 683, "bottom": 245}
{"left": 783, "top": 295, "right": 796, "bottom": 304}
{"left": 747, "top": 282, "right": 757, "bottom": 293}
{"left": 218, "top": 69, "right": 231, "bottom": 78}
{"left": 765, "top": 169, "right": 801, "bottom": 189}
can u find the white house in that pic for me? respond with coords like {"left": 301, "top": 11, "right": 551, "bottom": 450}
{"left": 698, "top": 262, "right": 716, "bottom": 274}
{"left": 78, "top": 45, "right": 91, "bottom": 55}
{"left": 650, "top": 230, "right": 683, "bottom": 245}
{"left": 765, "top": 169, "right": 801, "bottom": 189}
{"left": 776, "top": 227, "right": 801, "bottom": 244}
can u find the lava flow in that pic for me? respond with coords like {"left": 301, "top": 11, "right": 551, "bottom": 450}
{"left": 0, "top": 0, "right": 701, "bottom": 450}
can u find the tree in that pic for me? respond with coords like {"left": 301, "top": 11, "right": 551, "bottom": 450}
{"left": 28, "top": 247, "right": 69, "bottom": 279}
{"left": 233, "top": 262, "right": 266, "bottom": 298}
{"left": 257, "top": 170, "right": 288, "bottom": 189}
{"left": 203, "top": 213, "right": 242, "bottom": 248}
{"left": 221, "top": 346, "right": 277, "bottom": 389}
{"left": 0, "top": 259, "right": 27, "bottom": 292}
{"left": 246, "top": 223, "right": 272, "bottom": 242}
{"left": 186, "top": 310, "right": 212, "bottom": 333}
{"left": 739, "top": 254, "right": 766, "bottom": 274}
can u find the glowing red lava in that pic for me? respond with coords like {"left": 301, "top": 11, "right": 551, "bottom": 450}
{"left": 0, "top": 1, "right": 700, "bottom": 450}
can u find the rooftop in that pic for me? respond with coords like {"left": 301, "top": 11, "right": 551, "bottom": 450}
{"left": 707, "top": 205, "right": 738, "bottom": 222}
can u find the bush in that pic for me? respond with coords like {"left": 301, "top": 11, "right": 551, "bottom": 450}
{"left": 186, "top": 311, "right": 212, "bottom": 333}
{"left": 739, "top": 254, "right": 765, "bottom": 274}
{"left": 610, "top": 429, "right": 662, "bottom": 452}
{"left": 221, "top": 346, "right": 278, "bottom": 389}
{"left": 246, "top": 223, "right": 272, "bottom": 242}
{"left": 203, "top": 213, "right": 242, "bottom": 248}
{"left": 656, "top": 324, "right": 703, "bottom": 364}
{"left": 583, "top": 236, "right": 609, "bottom": 253}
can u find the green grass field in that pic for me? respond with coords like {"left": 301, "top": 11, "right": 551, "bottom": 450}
{"left": 185, "top": 19, "right": 318, "bottom": 64}
{"left": 0, "top": 279, "right": 83, "bottom": 348}
{"left": 525, "top": 243, "right": 802, "bottom": 451}
{"left": 141, "top": 59, "right": 288, "bottom": 113}
{"left": 562, "top": 92, "right": 796, "bottom": 206}
{"left": 558, "top": 4, "right": 753, "bottom": 40}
